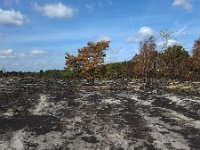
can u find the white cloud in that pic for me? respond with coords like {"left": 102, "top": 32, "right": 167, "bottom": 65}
{"left": 96, "top": 35, "right": 112, "bottom": 42}
{"left": 126, "top": 26, "right": 154, "bottom": 43}
{"left": 0, "top": 9, "right": 25, "bottom": 26}
{"left": 98, "top": 0, "right": 113, "bottom": 7}
{"left": 85, "top": 3, "right": 95, "bottom": 13}
{"left": 30, "top": 50, "right": 45, "bottom": 56}
{"left": 159, "top": 39, "right": 180, "bottom": 48}
{"left": 0, "top": 49, "right": 45, "bottom": 59}
{"left": 0, "top": 49, "right": 13, "bottom": 55}
{"left": 0, "top": 49, "right": 14, "bottom": 58}
{"left": 137, "top": 26, "right": 154, "bottom": 38}
{"left": 18, "top": 52, "right": 26, "bottom": 58}
{"left": 19, "top": 50, "right": 45, "bottom": 57}
{"left": 173, "top": 0, "right": 192, "bottom": 11}
{"left": 167, "top": 39, "right": 180, "bottom": 46}
{"left": 34, "top": 3, "right": 76, "bottom": 19}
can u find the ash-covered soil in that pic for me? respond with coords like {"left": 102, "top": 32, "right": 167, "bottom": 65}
{"left": 0, "top": 78, "right": 199, "bottom": 150}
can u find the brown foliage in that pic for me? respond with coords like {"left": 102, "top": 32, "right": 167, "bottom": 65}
{"left": 65, "top": 41, "right": 110, "bottom": 82}
{"left": 192, "top": 38, "right": 200, "bottom": 77}
{"left": 133, "top": 36, "right": 158, "bottom": 83}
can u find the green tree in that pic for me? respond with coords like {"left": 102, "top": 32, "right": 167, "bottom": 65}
{"left": 160, "top": 45, "right": 190, "bottom": 79}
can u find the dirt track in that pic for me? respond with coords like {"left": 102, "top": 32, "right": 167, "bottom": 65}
{"left": 0, "top": 78, "right": 199, "bottom": 150}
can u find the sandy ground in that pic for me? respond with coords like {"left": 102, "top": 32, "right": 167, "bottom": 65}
{"left": 0, "top": 78, "right": 199, "bottom": 150}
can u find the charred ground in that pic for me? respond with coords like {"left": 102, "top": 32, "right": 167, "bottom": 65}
{"left": 0, "top": 78, "right": 199, "bottom": 150}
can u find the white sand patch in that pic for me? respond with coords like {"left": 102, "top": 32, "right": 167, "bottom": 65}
{"left": 74, "top": 116, "right": 82, "bottom": 123}
{"left": 101, "top": 124, "right": 135, "bottom": 149}
{"left": 67, "top": 124, "right": 135, "bottom": 150}
{"left": 9, "top": 130, "right": 26, "bottom": 150}
{"left": 0, "top": 131, "right": 64, "bottom": 150}
{"left": 30, "top": 131, "right": 63, "bottom": 150}
{"left": 0, "top": 141, "right": 9, "bottom": 150}
{"left": 165, "top": 94, "right": 200, "bottom": 105}
{"left": 160, "top": 93, "right": 200, "bottom": 115}
{"left": 168, "top": 109, "right": 192, "bottom": 121}
{"left": 102, "top": 98, "right": 121, "bottom": 105}
{"left": 2, "top": 109, "right": 14, "bottom": 117}
{"left": 131, "top": 95, "right": 138, "bottom": 101}
{"left": 30, "top": 94, "right": 68, "bottom": 116}
{"left": 193, "top": 120, "right": 200, "bottom": 129}
{"left": 131, "top": 95, "right": 152, "bottom": 106}
{"left": 150, "top": 128, "right": 190, "bottom": 150}
{"left": 31, "top": 94, "right": 49, "bottom": 115}
{"left": 133, "top": 92, "right": 191, "bottom": 150}
{"left": 106, "top": 132, "right": 129, "bottom": 149}
{"left": 128, "top": 82, "right": 141, "bottom": 91}
{"left": 68, "top": 137, "right": 95, "bottom": 150}
{"left": 164, "top": 108, "right": 200, "bottom": 129}
{"left": 165, "top": 94, "right": 182, "bottom": 105}
{"left": 144, "top": 115, "right": 190, "bottom": 150}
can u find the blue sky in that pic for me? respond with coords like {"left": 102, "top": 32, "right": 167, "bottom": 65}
{"left": 0, "top": 0, "right": 200, "bottom": 71}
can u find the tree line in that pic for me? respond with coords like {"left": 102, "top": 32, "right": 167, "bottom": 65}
{"left": 2, "top": 70, "right": 74, "bottom": 79}
{"left": 65, "top": 35, "right": 200, "bottom": 83}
